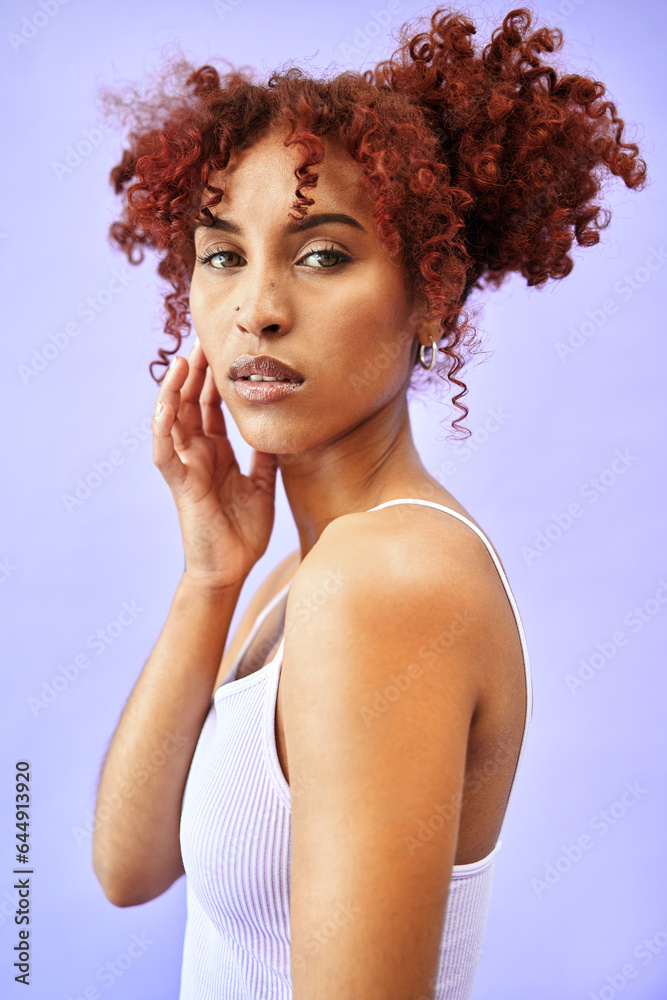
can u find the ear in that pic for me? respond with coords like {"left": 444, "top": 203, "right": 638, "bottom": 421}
{"left": 414, "top": 306, "right": 442, "bottom": 348}
{"left": 405, "top": 294, "right": 442, "bottom": 371}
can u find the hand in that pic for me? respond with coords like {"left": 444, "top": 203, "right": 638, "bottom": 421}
{"left": 151, "top": 338, "right": 279, "bottom": 588}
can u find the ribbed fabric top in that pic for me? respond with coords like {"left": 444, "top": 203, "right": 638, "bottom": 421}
{"left": 179, "top": 498, "right": 533, "bottom": 999}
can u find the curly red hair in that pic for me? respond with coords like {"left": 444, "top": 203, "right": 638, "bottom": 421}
{"left": 100, "top": 6, "right": 646, "bottom": 439}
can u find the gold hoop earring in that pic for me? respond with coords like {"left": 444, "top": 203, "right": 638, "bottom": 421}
{"left": 418, "top": 334, "right": 438, "bottom": 371}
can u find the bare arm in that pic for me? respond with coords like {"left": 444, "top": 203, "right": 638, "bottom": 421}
{"left": 92, "top": 337, "right": 281, "bottom": 906}
{"left": 92, "top": 574, "right": 244, "bottom": 906}
{"left": 285, "top": 512, "right": 485, "bottom": 999}
{"left": 93, "top": 541, "right": 300, "bottom": 907}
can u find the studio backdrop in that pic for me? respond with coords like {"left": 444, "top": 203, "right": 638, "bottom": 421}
{"left": 2, "top": 1, "right": 665, "bottom": 998}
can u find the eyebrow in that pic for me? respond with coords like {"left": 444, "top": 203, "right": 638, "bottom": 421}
{"left": 193, "top": 211, "right": 366, "bottom": 236}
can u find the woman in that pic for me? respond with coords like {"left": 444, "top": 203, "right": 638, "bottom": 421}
{"left": 92, "top": 6, "right": 646, "bottom": 998}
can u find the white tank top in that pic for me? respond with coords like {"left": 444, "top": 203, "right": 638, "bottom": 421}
{"left": 179, "top": 498, "right": 533, "bottom": 999}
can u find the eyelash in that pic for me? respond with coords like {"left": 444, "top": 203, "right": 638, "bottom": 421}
{"left": 195, "top": 243, "right": 352, "bottom": 270}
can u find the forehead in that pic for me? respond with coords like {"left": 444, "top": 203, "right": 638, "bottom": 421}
{"left": 205, "top": 125, "right": 373, "bottom": 220}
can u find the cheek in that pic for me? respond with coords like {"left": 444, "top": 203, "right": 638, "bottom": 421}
{"left": 188, "top": 280, "right": 208, "bottom": 330}
{"left": 358, "top": 264, "right": 412, "bottom": 329}
{"left": 187, "top": 282, "right": 228, "bottom": 382}
{"left": 324, "top": 314, "right": 412, "bottom": 407}
{"left": 349, "top": 281, "right": 414, "bottom": 359}
{"left": 188, "top": 281, "right": 226, "bottom": 365}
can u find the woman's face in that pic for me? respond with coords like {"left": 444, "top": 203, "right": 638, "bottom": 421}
{"left": 189, "top": 125, "right": 423, "bottom": 458}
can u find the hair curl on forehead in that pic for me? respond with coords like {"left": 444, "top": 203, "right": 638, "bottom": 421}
{"left": 101, "top": 6, "right": 646, "bottom": 440}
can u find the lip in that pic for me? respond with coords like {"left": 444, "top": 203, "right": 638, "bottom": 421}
{"left": 229, "top": 354, "right": 305, "bottom": 382}
{"left": 232, "top": 380, "right": 304, "bottom": 404}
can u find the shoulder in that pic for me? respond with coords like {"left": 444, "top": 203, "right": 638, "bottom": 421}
{"left": 282, "top": 508, "right": 503, "bottom": 989}
{"left": 287, "top": 502, "right": 502, "bottom": 628}
{"left": 283, "top": 503, "right": 505, "bottom": 709}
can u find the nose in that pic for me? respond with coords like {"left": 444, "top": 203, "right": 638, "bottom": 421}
{"left": 233, "top": 277, "right": 293, "bottom": 341}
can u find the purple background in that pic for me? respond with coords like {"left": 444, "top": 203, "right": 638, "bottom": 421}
{"left": 2, "top": 0, "right": 666, "bottom": 997}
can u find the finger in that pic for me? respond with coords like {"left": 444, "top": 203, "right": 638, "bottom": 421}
{"left": 151, "top": 397, "right": 187, "bottom": 488}
{"left": 157, "top": 353, "right": 199, "bottom": 451}
{"left": 177, "top": 338, "right": 209, "bottom": 439}
{"left": 200, "top": 365, "right": 228, "bottom": 439}
{"left": 155, "top": 355, "right": 193, "bottom": 452}
{"left": 247, "top": 448, "right": 279, "bottom": 499}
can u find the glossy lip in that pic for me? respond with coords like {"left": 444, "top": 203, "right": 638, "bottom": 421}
{"left": 232, "top": 380, "right": 304, "bottom": 404}
{"left": 229, "top": 354, "right": 305, "bottom": 382}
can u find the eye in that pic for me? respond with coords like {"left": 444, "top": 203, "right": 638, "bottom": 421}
{"left": 195, "top": 243, "right": 353, "bottom": 271}
{"left": 298, "top": 244, "right": 352, "bottom": 268}
{"left": 195, "top": 248, "right": 243, "bottom": 269}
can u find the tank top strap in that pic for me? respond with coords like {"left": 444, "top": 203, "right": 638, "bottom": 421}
{"left": 219, "top": 580, "right": 292, "bottom": 691}
{"left": 364, "top": 498, "right": 534, "bottom": 752}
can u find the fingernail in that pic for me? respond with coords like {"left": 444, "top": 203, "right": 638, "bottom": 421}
{"left": 155, "top": 401, "right": 164, "bottom": 417}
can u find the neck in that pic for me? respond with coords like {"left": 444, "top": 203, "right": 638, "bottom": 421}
{"left": 277, "top": 392, "right": 434, "bottom": 560}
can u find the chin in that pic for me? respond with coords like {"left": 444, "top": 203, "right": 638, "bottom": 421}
{"left": 233, "top": 420, "right": 308, "bottom": 459}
